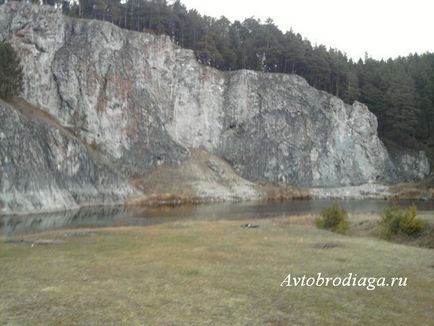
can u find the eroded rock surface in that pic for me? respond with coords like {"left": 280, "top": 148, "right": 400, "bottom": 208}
{"left": 0, "top": 99, "right": 134, "bottom": 213}
{"left": 0, "top": 3, "right": 430, "bottom": 213}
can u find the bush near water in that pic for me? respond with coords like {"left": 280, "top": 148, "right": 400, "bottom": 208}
{"left": 315, "top": 202, "right": 349, "bottom": 234}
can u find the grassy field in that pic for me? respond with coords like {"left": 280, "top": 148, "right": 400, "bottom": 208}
{"left": 0, "top": 214, "right": 433, "bottom": 325}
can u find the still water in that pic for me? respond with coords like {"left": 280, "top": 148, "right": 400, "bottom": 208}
{"left": 1, "top": 200, "right": 434, "bottom": 237}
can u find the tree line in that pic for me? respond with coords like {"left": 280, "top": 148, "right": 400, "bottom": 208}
{"left": 2, "top": 0, "right": 433, "bottom": 156}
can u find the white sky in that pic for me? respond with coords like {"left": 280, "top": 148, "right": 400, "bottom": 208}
{"left": 180, "top": 0, "right": 434, "bottom": 61}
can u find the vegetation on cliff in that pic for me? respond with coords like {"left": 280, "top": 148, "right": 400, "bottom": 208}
{"left": 0, "top": 41, "right": 23, "bottom": 99}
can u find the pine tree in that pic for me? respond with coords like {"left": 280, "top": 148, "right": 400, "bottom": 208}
{"left": 384, "top": 64, "right": 419, "bottom": 139}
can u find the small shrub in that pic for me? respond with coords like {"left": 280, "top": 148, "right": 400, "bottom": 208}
{"left": 380, "top": 204, "right": 425, "bottom": 238}
{"left": 315, "top": 202, "right": 349, "bottom": 234}
{"left": 90, "top": 140, "right": 100, "bottom": 151}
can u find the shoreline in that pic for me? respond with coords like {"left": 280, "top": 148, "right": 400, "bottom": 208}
{"left": 2, "top": 181, "right": 434, "bottom": 216}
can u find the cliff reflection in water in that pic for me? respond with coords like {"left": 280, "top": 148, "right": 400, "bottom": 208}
{"left": 1, "top": 200, "right": 434, "bottom": 238}
{"left": 1, "top": 204, "right": 223, "bottom": 237}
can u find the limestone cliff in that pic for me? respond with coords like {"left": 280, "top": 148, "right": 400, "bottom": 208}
{"left": 0, "top": 99, "right": 134, "bottom": 214}
{"left": 0, "top": 2, "right": 430, "bottom": 213}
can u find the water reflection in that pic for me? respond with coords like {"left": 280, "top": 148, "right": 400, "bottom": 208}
{"left": 1, "top": 199, "right": 433, "bottom": 237}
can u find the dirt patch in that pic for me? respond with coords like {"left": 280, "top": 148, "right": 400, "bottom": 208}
{"left": 271, "top": 215, "right": 314, "bottom": 227}
{"left": 62, "top": 231, "right": 97, "bottom": 238}
{"left": 129, "top": 149, "right": 309, "bottom": 207}
{"left": 313, "top": 242, "right": 343, "bottom": 249}
{"left": 5, "top": 239, "right": 64, "bottom": 246}
{"left": 258, "top": 182, "right": 310, "bottom": 201}
{"left": 8, "top": 97, "right": 77, "bottom": 139}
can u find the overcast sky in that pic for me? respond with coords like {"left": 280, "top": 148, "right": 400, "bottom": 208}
{"left": 181, "top": 0, "right": 434, "bottom": 61}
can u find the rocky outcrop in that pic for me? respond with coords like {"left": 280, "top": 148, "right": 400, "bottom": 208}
{"left": 0, "top": 2, "right": 189, "bottom": 178}
{"left": 389, "top": 150, "right": 430, "bottom": 182}
{"left": 0, "top": 99, "right": 134, "bottom": 213}
{"left": 218, "top": 80, "right": 393, "bottom": 186}
{"left": 128, "top": 149, "right": 308, "bottom": 206}
{"left": 130, "top": 149, "right": 263, "bottom": 204}
{"left": 310, "top": 184, "right": 391, "bottom": 200}
{"left": 0, "top": 3, "right": 430, "bottom": 213}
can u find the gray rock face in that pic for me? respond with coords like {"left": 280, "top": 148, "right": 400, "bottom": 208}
{"left": 0, "top": 99, "right": 134, "bottom": 213}
{"left": 0, "top": 2, "right": 430, "bottom": 198}
{"left": 390, "top": 150, "right": 430, "bottom": 182}
{"left": 310, "top": 184, "right": 391, "bottom": 200}
{"left": 0, "top": 2, "right": 189, "bottom": 178}
{"left": 218, "top": 74, "right": 393, "bottom": 186}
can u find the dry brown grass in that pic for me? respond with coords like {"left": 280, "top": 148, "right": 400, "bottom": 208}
{"left": 258, "top": 182, "right": 310, "bottom": 201}
{"left": 126, "top": 193, "right": 216, "bottom": 207}
{"left": 1, "top": 215, "right": 433, "bottom": 325}
{"left": 391, "top": 177, "right": 434, "bottom": 200}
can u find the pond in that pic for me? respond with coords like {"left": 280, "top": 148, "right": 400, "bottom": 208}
{"left": 1, "top": 199, "right": 434, "bottom": 237}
